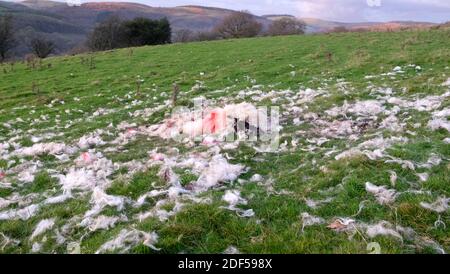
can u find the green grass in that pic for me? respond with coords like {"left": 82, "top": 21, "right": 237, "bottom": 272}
{"left": 107, "top": 167, "right": 165, "bottom": 199}
{"left": 0, "top": 29, "right": 449, "bottom": 254}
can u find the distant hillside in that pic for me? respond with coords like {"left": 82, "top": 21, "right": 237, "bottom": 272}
{"left": 437, "top": 21, "right": 450, "bottom": 28}
{"left": 263, "top": 14, "right": 296, "bottom": 18}
{"left": 0, "top": 1, "right": 85, "bottom": 57}
{"left": 0, "top": 0, "right": 273, "bottom": 58}
{"left": 19, "top": 1, "right": 271, "bottom": 32}
{"left": 263, "top": 15, "right": 436, "bottom": 33}
{"left": 0, "top": 0, "right": 437, "bottom": 58}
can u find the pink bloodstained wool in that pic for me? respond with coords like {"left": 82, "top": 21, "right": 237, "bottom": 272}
{"left": 82, "top": 152, "right": 91, "bottom": 163}
{"left": 126, "top": 128, "right": 138, "bottom": 136}
{"left": 202, "top": 109, "right": 227, "bottom": 134}
{"left": 152, "top": 153, "right": 165, "bottom": 161}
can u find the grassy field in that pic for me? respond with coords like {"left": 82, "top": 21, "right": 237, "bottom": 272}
{"left": 0, "top": 29, "right": 449, "bottom": 254}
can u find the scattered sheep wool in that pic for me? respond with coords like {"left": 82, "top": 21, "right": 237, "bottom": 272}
{"left": 0, "top": 75, "right": 448, "bottom": 254}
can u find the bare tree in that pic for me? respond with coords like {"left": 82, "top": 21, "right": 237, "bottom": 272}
{"left": 86, "top": 15, "right": 124, "bottom": 51}
{"left": 268, "top": 18, "right": 306, "bottom": 36}
{"left": 194, "top": 31, "right": 221, "bottom": 42}
{"left": 214, "top": 11, "right": 262, "bottom": 39}
{"left": 330, "top": 26, "right": 349, "bottom": 33}
{"left": 0, "top": 15, "right": 15, "bottom": 62}
{"left": 172, "top": 29, "right": 194, "bottom": 43}
{"left": 68, "top": 43, "right": 90, "bottom": 56}
{"left": 29, "top": 38, "right": 55, "bottom": 58}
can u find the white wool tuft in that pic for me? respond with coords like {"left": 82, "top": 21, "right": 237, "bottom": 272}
{"left": 134, "top": 190, "right": 168, "bottom": 208}
{"left": 426, "top": 154, "right": 442, "bottom": 167}
{"left": 17, "top": 164, "right": 39, "bottom": 183}
{"left": 301, "top": 212, "right": 325, "bottom": 231}
{"left": 193, "top": 155, "right": 244, "bottom": 192}
{"left": 319, "top": 120, "right": 354, "bottom": 138}
{"left": 420, "top": 197, "right": 449, "bottom": 213}
{"left": 223, "top": 246, "right": 241, "bottom": 254}
{"left": 416, "top": 173, "right": 429, "bottom": 182}
{"left": 80, "top": 215, "right": 124, "bottom": 232}
{"left": 0, "top": 142, "right": 10, "bottom": 156}
{"left": 18, "top": 142, "right": 73, "bottom": 157}
{"left": 158, "top": 166, "right": 181, "bottom": 187}
{"left": 67, "top": 242, "right": 81, "bottom": 254}
{"left": 380, "top": 115, "right": 404, "bottom": 132}
{"left": 0, "top": 232, "right": 20, "bottom": 250}
{"left": 335, "top": 148, "right": 361, "bottom": 160}
{"left": 96, "top": 229, "right": 159, "bottom": 254}
{"left": 74, "top": 152, "right": 115, "bottom": 181}
{"left": 325, "top": 100, "right": 384, "bottom": 118}
{"left": 238, "top": 209, "right": 255, "bottom": 217}
{"left": 0, "top": 197, "right": 14, "bottom": 210}
{"left": 249, "top": 174, "right": 263, "bottom": 182}
{"left": 442, "top": 78, "right": 450, "bottom": 86}
{"left": 388, "top": 92, "right": 450, "bottom": 112}
{"left": 78, "top": 132, "right": 105, "bottom": 149}
{"left": 85, "top": 187, "right": 126, "bottom": 218}
{"left": 428, "top": 118, "right": 450, "bottom": 132}
{"left": 222, "top": 190, "right": 246, "bottom": 207}
{"left": 335, "top": 137, "right": 408, "bottom": 161}
{"left": 432, "top": 108, "right": 450, "bottom": 119}
{"left": 348, "top": 100, "right": 385, "bottom": 116}
{"left": 221, "top": 190, "right": 254, "bottom": 217}
{"left": 57, "top": 168, "right": 97, "bottom": 193}
{"left": 57, "top": 154, "right": 114, "bottom": 193}
{"left": 31, "top": 242, "right": 42, "bottom": 253}
{"left": 0, "top": 204, "right": 40, "bottom": 221}
{"left": 365, "top": 182, "right": 397, "bottom": 205}
{"left": 359, "top": 136, "right": 408, "bottom": 151}
{"left": 388, "top": 171, "right": 397, "bottom": 187}
{"left": 385, "top": 157, "right": 415, "bottom": 170}
{"left": 366, "top": 221, "right": 403, "bottom": 241}
{"left": 30, "top": 218, "right": 55, "bottom": 240}
{"left": 136, "top": 200, "right": 184, "bottom": 222}
{"left": 305, "top": 197, "right": 333, "bottom": 209}
{"left": 74, "top": 151, "right": 99, "bottom": 166}
{"left": 44, "top": 193, "right": 72, "bottom": 205}
{"left": 167, "top": 186, "right": 188, "bottom": 200}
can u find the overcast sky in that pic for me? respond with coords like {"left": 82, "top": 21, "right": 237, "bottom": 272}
{"left": 14, "top": 0, "right": 450, "bottom": 23}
